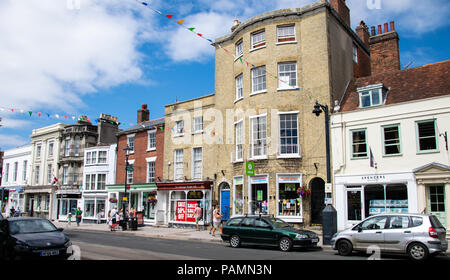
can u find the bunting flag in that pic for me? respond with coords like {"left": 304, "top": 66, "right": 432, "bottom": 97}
{"left": 176, "top": 20, "right": 185, "bottom": 25}
{"left": 28, "top": 111, "right": 32, "bottom": 116}
{"left": 166, "top": 14, "right": 174, "bottom": 19}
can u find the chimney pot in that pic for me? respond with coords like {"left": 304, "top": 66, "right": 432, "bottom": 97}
{"left": 390, "top": 21, "right": 395, "bottom": 32}
{"left": 371, "top": 26, "right": 376, "bottom": 36}
{"left": 378, "top": 25, "right": 382, "bottom": 34}
{"left": 384, "top": 23, "right": 389, "bottom": 33}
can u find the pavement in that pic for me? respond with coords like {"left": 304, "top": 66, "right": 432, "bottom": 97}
{"left": 52, "top": 220, "right": 326, "bottom": 248}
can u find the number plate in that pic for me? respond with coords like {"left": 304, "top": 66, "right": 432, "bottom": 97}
{"left": 312, "top": 238, "right": 319, "bottom": 243}
{"left": 40, "top": 250, "right": 60, "bottom": 257}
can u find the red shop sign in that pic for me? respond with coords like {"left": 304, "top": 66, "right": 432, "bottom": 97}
{"left": 176, "top": 201, "right": 197, "bottom": 222}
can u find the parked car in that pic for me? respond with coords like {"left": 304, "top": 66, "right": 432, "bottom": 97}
{"left": 0, "top": 217, "right": 73, "bottom": 260}
{"left": 331, "top": 213, "right": 448, "bottom": 260}
{"left": 221, "top": 215, "right": 319, "bottom": 252}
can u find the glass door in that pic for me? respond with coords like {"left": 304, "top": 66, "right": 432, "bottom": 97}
{"left": 347, "top": 188, "right": 362, "bottom": 222}
{"left": 428, "top": 185, "right": 446, "bottom": 228}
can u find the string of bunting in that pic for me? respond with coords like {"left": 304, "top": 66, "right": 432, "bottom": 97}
{"left": 135, "top": 0, "right": 300, "bottom": 91}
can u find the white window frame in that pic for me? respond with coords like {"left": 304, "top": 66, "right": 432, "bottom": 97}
{"left": 235, "top": 120, "right": 244, "bottom": 162}
{"left": 351, "top": 128, "right": 368, "bottom": 159}
{"left": 36, "top": 144, "right": 42, "bottom": 159}
{"left": 63, "top": 166, "right": 69, "bottom": 185}
{"left": 278, "top": 111, "right": 300, "bottom": 158}
{"left": 64, "top": 139, "right": 70, "bottom": 157}
{"left": 127, "top": 134, "right": 135, "bottom": 153}
{"left": 48, "top": 141, "right": 54, "bottom": 157}
{"left": 13, "top": 162, "right": 18, "bottom": 182}
{"left": 193, "top": 117, "right": 204, "bottom": 134}
{"left": 146, "top": 157, "right": 156, "bottom": 183}
{"left": 251, "top": 66, "right": 267, "bottom": 95}
{"left": 174, "top": 120, "right": 185, "bottom": 137}
{"left": 74, "top": 137, "right": 80, "bottom": 156}
{"left": 358, "top": 84, "right": 385, "bottom": 108}
{"left": 47, "top": 164, "right": 52, "bottom": 184}
{"left": 4, "top": 163, "right": 9, "bottom": 182}
{"left": 174, "top": 149, "right": 184, "bottom": 181}
{"left": 147, "top": 129, "right": 157, "bottom": 151}
{"left": 235, "top": 39, "right": 243, "bottom": 58}
{"left": 250, "top": 114, "right": 268, "bottom": 159}
{"left": 96, "top": 174, "right": 106, "bottom": 190}
{"left": 22, "top": 161, "right": 27, "bottom": 182}
{"left": 192, "top": 147, "right": 203, "bottom": 180}
{"left": 235, "top": 74, "right": 243, "bottom": 101}
{"left": 276, "top": 24, "right": 296, "bottom": 44}
{"left": 98, "top": 150, "right": 107, "bottom": 164}
{"left": 416, "top": 119, "right": 440, "bottom": 154}
{"left": 251, "top": 29, "right": 266, "bottom": 50}
{"left": 35, "top": 165, "right": 40, "bottom": 185}
{"left": 277, "top": 62, "right": 298, "bottom": 90}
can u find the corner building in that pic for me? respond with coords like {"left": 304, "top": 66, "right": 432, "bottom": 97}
{"left": 211, "top": 0, "right": 367, "bottom": 225}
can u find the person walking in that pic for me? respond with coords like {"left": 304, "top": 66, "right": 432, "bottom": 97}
{"left": 193, "top": 203, "right": 203, "bottom": 231}
{"left": 67, "top": 212, "right": 72, "bottom": 226}
{"left": 75, "top": 207, "right": 82, "bottom": 227}
{"left": 110, "top": 207, "right": 118, "bottom": 231}
{"left": 209, "top": 206, "right": 222, "bottom": 237}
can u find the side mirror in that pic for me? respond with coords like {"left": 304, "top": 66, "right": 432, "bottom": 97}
{"left": 357, "top": 226, "right": 363, "bottom": 233}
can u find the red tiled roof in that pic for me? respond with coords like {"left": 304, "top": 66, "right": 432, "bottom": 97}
{"left": 340, "top": 60, "right": 450, "bottom": 112}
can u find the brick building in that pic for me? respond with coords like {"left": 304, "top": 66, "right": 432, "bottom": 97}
{"left": 108, "top": 104, "right": 165, "bottom": 225}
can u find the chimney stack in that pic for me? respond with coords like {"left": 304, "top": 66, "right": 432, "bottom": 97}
{"left": 356, "top": 21, "right": 370, "bottom": 47}
{"left": 97, "top": 113, "right": 119, "bottom": 145}
{"left": 369, "top": 21, "right": 401, "bottom": 75}
{"left": 231, "top": 19, "right": 241, "bottom": 32}
{"left": 329, "top": 0, "right": 350, "bottom": 27}
{"left": 137, "top": 104, "right": 150, "bottom": 124}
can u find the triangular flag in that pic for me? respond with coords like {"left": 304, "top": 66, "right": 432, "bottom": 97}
{"left": 10, "top": 109, "right": 14, "bottom": 112}
{"left": 38, "top": 112, "right": 42, "bottom": 117}
{"left": 141, "top": 2, "right": 148, "bottom": 6}
{"left": 72, "top": 116, "right": 75, "bottom": 120}
{"left": 166, "top": 14, "right": 174, "bottom": 19}
{"left": 46, "top": 113, "right": 50, "bottom": 118}
{"left": 197, "top": 33, "right": 203, "bottom": 37}
{"left": 28, "top": 111, "right": 32, "bottom": 116}
{"left": 207, "top": 39, "right": 213, "bottom": 43}
{"left": 176, "top": 20, "right": 185, "bottom": 24}
{"left": 188, "top": 27, "right": 195, "bottom": 31}
{"left": 55, "top": 114, "right": 59, "bottom": 118}
{"left": 64, "top": 116, "right": 67, "bottom": 119}
{"left": 239, "top": 57, "right": 243, "bottom": 63}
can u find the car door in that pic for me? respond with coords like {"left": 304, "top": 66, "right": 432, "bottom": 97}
{"left": 383, "top": 215, "right": 413, "bottom": 252}
{"left": 353, "top": 216, "right": 388, "bottom": 251}
{"left": 253, "top": 218, "right": 278, "bottom": 245}
{"left": 238, "top": 217, "right": 255, "bottom": 243}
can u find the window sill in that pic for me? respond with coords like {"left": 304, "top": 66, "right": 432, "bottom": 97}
{"left": 250, "top": 90, "right": 267, "bottom": 97}
{"left": 276, "top": 40, "right": 297, "bottom": 46}
{"left": 416, "top": 150, "right": 440, "bottom": 155}
{"left": 277, "top": 87, "right": 299, "bottom": 92}
{"left": 147, "top": 148, "right": 156, "bottom": 152}
{"left": 350, "top": 156, "right": 368, "bottom": 160}
{"left": 234, "top": 97, "right": 244, "bottom": 104}
{"left": 249, "top": 155, "right": 268, "bottom": 161}
{"left": 234, "top": 54, "right": 243, "bottom": 62}
{"left": 249, "top": 45, "right": 266, "bottom": 53}
{"left": 173, "top": 134, "right": 184, "bottom": 138}
{"left": 192, "top": 131, "right": 204, "bottom": 135}
{"left": 382, "top": 153, "right": 403, "bottom": 158}
{"left": 277, "top": 154, "right": 302, "bottom": 159}
{"left": 232, "top": 159, "right": 244, "bottom": 164}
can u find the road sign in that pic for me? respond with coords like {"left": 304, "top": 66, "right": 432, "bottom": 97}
{"left": 246, "top": 161, "right": 255, "bottom": 176}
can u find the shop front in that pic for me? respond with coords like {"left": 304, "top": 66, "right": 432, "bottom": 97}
{"left": 276, "top": 174, "right": 303, "bottom": 223}
{"left": 56, "top": 186, "right": 82, "bottom": 222}
{"left": 156, "top": 181, "right": 212, "bottom": 228}
{"left": 248, "top": 175, "right": 269, "bottom": 215}
{"left": 335, "top": 172, "right": 418, "bottom": 231}
{"left": 4, "top": 187, "right": 25, "bottom": 215}
{"left": 24, "top": 186, "right": 57, "bottom": 220}
{"left": 107, "top": 183, "right": 158, "bottom": 225}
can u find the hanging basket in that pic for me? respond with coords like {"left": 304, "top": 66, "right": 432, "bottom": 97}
{"left": 297, "top": 185, "right": 311, "bottom": 198}
{"left": 109, "top": 198, "right": 118, "bottom": 203}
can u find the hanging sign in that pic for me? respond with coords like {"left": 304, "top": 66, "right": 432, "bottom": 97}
{"left": 246, "top": 161, "right": 255, "bottom": 176}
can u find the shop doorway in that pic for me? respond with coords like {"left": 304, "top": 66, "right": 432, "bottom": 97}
{"left": 310, "top": 177, "right": 325, "bottom": 225}
{"left": 220, "top": 183, "right": 230, "bottom": 221}
{"left": 427, "top": 185, "right": 446, "bottom": 228}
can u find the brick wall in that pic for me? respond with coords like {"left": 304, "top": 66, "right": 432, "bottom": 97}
{"left": 369, "top": 22, "right": 401, "bottom": 75}
{"left": 116, "top": 127, "right": 165, "bottom": 185}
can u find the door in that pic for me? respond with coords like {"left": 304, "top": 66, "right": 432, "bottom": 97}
{"left": 353, "top": 215, "right": 388, "bottom": 251}
{"left": 384, "top": 215, "right": 413, "bottom": 252}
{"left": 251, "top": 184, "right": 268, "bottom": 215}
{"left": 346, "top": 188, "right": 362, "bottom": 222}
{"left": 254, "top": 218, "right": 278, "bottom": 245}
{"left": 428, "top": 185, "right": 446, "bottom": 228}
{"left": 238, "top": 217, "right": 255, "bottom": 243}
{"left": 310, "top": 178, "right": 325, "bottom": 224}
{"left": 221, "top": 189, "right": 230, "bottom": 221}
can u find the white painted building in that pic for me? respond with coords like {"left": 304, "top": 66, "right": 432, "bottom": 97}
{"left": 81, "top": 144, "right": 116, "bottom": 223}
{"left": 1, "top": 144, "right": 32, "bottom": 215}
{"left": 331, "top": 61, "right": 450, "bottom": 231}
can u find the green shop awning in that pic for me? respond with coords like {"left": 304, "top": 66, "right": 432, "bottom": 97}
{"left": 107, "top": 184, "right": 157, "bottom": 192}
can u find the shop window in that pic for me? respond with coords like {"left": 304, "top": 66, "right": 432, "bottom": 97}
{"left": 234, "top": 184, "right": 244, "bottom": 215}
{"left": 365, "top": 185, "right": 385, "bottom": 217}
{"left": 347, "top": 188, "right": 362, "bottom": 221}
{"left": 278, "top": 183, "right": 301, "bottom": 216}
{"left": 96, "top": 200, "right": 105, "bottom": 219}
{"left": 61, "top": 200, "right": 68, "bottom": 216}
{"left": 250, "top": 184, "right": 268, "bottom": 215}
{"left": 143, "top": 191, "right": 157, "bottom": 220}
{"left": 187, "top": 191, "right": 204, "bottom": 200}
{"left": 84, "top": 200, "right": 95, "bottom": 217}
{"left": 385, "top": 184, "right": 408, "bottom": 213}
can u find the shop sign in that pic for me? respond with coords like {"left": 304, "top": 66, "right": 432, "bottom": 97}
{"left": 361, "top": 175, "right": 386, "bottom": 183}
{"left": 176, "top": 201, "right": 197, "bottom": 222}
{"left": 250, "top": 176, "right": 268, "bottom": 184}
{"left": 278, "top": 175, "right": 301, "bottom": 183}
{"left": 234, "top": 176, "right": 243, "bottom": 185}
{"left": 246, "top": 162, "right": 255, "bottom": 176}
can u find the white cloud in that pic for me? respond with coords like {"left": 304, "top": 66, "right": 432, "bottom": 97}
{"left": 0, "top": 117, "right": 33, "bottom": 129}
{"left": 0, "top": 134, "right": 30, "bottom": 150}
{"left": 0, "top": 0, "right": 157, "bottom": 113}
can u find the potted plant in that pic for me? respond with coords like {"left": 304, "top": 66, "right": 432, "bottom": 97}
{"left": 297, "top": 185, "right": 311, "bottom": 198}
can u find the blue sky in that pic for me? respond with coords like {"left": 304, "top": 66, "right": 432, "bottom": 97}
{"left": 0, "top": 0, "right": 449, "bottom": 150}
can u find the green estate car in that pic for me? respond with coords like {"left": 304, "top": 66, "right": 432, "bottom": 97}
{"left": 221, "top": 216, "right": 320, "bottom": 252}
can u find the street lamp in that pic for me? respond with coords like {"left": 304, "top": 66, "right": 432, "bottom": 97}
{"left": 312, "top": 100, "right": 331, "bottom": 184}
{"left": 123, "top": 145, "right": 132, "bottom": 218}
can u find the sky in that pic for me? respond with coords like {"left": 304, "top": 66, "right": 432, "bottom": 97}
{"left": 0, "top": 0, "right": 449, "bottom": 150}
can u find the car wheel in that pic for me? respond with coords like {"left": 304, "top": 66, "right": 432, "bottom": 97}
{"left": 230, "top": 235, "right": 241, "bottom": 248}
{"left": 337, "top": 239, "right": 353, "bottom": 256}
{"left": 407, "top": 242, "right": 429, "bottom": 261}
{"left": 279, "top": 237, "right": 293, "bottom": 252}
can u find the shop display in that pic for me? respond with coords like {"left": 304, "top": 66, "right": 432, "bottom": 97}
{"left": 278, "top": 183, "right": 301, "bottom": 216}
{"left": 369, "top": 199, "right": 408, "bottom": 215}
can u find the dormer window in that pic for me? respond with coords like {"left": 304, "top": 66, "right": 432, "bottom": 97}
{"left": 357, "top": 84, "right": 387, "bottom": 108}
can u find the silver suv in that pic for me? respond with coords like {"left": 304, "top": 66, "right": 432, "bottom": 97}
{"left": 331, "top": 214, "right": 448, "bottom": 260}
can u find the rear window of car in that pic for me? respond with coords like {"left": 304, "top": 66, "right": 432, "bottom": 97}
{"left": 227, "top": 218, "right": 243, "bottom": 226}
{"left": 411, "top": 216, "right": 423, "bottom": 227}
{"left": 429, "top": 215, "right": 445, "bottom": 229}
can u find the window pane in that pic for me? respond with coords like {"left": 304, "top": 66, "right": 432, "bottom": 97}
{"left": 386, "top": 184, "right": 408, "bottom": 214}
{"left": 279, "top": 113, "right": 298, "bottom": 155}
{"left": 418, "top": 121, "right": 437, "bottom": 151}
{"left": 252, "top": 66, "right": 266, "bottom": 92}
{"left": 384, "top": 125, "right": 401, "bottom": 155}
{"left": 347, "top": 189, "right": 362, "bottom": 221}
{"left": 361, "top": 216, "right": 387, "bottom": 230}
{"left": 352, "top": 130, "right": 367, "bottom": 157}
{"left": 365, "top": 185, "right": 385, "bottom": 217}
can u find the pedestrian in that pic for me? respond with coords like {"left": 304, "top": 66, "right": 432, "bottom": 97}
{"left": 209, "top": 205, "right": 222, "bottom": 237}
{"left": 193, "top": 203, "right": 202, "bottom": 231}
{"left": 10, "top": 206, "right": 15, "bottom": 218}
{"left": 67, "top": 212, "right": 72, "bottom": 226}
{"left": 75, "top": 207, "right": 82, "bottom": 227}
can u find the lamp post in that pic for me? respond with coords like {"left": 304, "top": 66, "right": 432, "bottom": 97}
{"left": 123, "top": 145, "right": 132, "bottom": 221}
{"left": 312, "top": 100, "right": 331, "bottom": 184}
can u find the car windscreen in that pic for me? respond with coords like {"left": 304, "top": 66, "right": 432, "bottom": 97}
{"left": 267, "top": 217, "right": 291, "bottom": 228}
{"left": 9, "top": 219, "right": 57, "bottom": 235}
{"left": 429, "top": 215, "right": 445, "bottom": 229}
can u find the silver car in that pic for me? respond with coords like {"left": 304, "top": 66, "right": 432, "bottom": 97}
{"left": 331, "top": 214, "right": 448, "bottom": 260}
